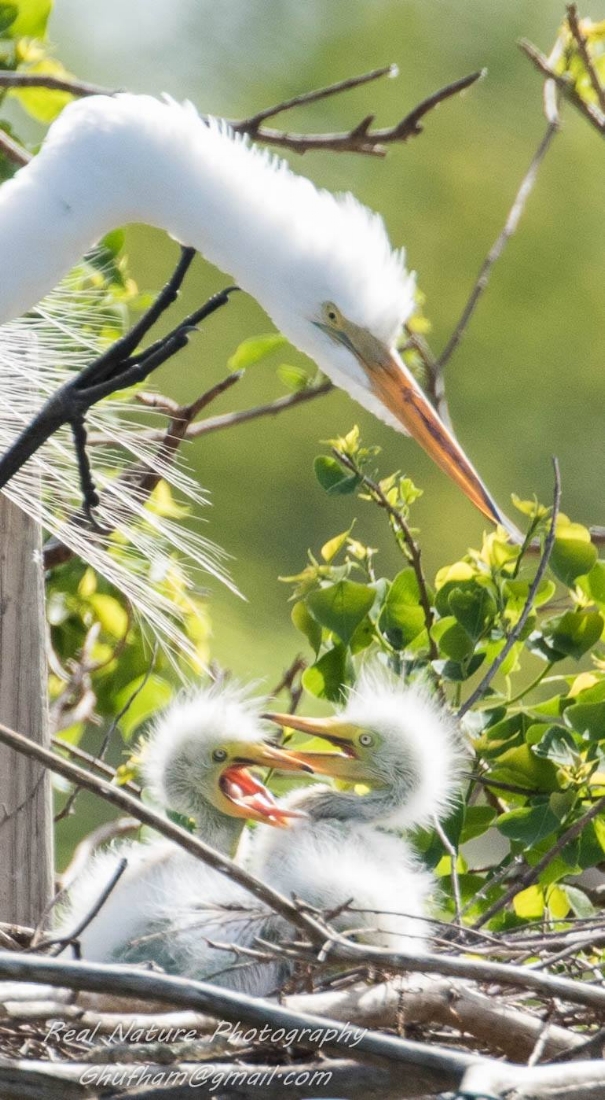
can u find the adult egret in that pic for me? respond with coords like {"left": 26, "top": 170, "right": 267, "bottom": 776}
{"left": 0, "top": 92, "right": 514, "bottom": 533}
{"left": 163, "top": 663, "right": 463, "bottom": 994}
{"left": 59, "top": 681, "right": 315, "bottom": 971}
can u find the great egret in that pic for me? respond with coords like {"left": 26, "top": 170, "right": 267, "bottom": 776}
{"left": 159, "top": 662, "right": 464, "bottom": 994}
{"left": 0, "top": 92, "right": 513, "bottom": 533}
{"left": 59, "top": 681, "right": 315, "bottom": 970}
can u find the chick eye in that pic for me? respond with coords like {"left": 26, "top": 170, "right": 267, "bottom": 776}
{"left": 322, "top": 301, "right": 342, "bottom": 326}
{"left": 212, "top": 748, "right": 228, "bottom": 763}
{"left": 359, "top": 733, "right": 373, "bottom": 747}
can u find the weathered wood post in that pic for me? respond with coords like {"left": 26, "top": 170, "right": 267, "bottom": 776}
{"left": 0, "top": 493, "right": 53, "bottom": 924}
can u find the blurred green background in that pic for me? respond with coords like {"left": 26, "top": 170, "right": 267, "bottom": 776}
{"left": 47, "top": 0, "right": 605, "bottom": 682}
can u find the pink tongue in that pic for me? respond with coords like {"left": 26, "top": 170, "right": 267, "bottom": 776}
{"left": 223, "top": 769, "right": 307, "bottom": 824}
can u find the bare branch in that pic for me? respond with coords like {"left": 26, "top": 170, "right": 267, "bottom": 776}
{"left": 333, "top": 448, "right": 439, "bottom": 662}
{"left": 473, "top": 792, "right": 605, "bottom": 930}
{"left": 437, "top": 119, "right": 559, "bottom": 369}
{"left": 520, "top": 37, "right": 605, "bottom": 132}
{"left": 567, "top": 5, "right": 605, "bottom": 113}
{"left": 0, "top": 72, "right": 111, "bottom": 97}
{"left": 458, "top": 457, "right": 561, "bottom": 717}
{"left": 234, "top": 70, "right": 485, "bottom": 156}
{"left": 236, "top": 64, "right": 396, "bottom": 129}
{"left": 0, "top": 128, "right": 30, "bottom": 167}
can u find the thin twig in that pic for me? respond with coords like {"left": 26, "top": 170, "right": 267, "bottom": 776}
{"left": 333, "top": 448, "right": 438, "bottom": 662}
{"left": 88, "top": 381, "right": 334, "bottom": 449}
{"left": 432, "top": 816, "right": 462, "bottom": 925}
{"left": 0, "top": 716, "right": 330, "bottom": 940}
{"left": 43, "top": 858, "right": 129, "bottom": 955}
{"left": 236, "top": 64, "right": 396, "bottom": 130}
{"left": 566, "top": 5, "right": 605, "bottom": 112}
{"left": 520, "top": 37, "right": 605, "bottom": 132}
{"left": 0, "top": 72, "right": 111, "bottom": 97}
{"left": 233, "top": 70, "right": 484, "bottom": 157}
{"left": 0, "top": 127, "right": 30, "bottom": 166}
{"left": 458, "top": 457, "right": 561, "bottom": 718}
{"left": 437, "top": 120, "right": 559, "bottom": 370}
{"left": 473, "top": 792, "right": 605, "bottom": 930}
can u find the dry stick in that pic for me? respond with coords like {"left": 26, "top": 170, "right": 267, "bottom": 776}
{"left": 4, "top": 720, "right": 605, "bottom": 1011}
{"left": 100, "top": 381, "right": 335, "bottom": 448}
{"left": 333, "top": 448, "right": 438, "bottom": 662}
{"left": 566, "top": 4, "right": 605, "bottom": 113}
{"left": 437, "top": 119, "right": 559, "bottom": 370}
{"left": 458, "top": 456, "right": 561, "bottom": 719}
{"left": 43, "top": 858, "right": 129, "bottom": 956}
{"left": 44, "top": 379, "right": 331, "bottom": 571}
{"left": 473, "top": 792, "right": 605, "bottom": 931}
{"left": 235, "top": 64, "right": 397, "bottom": 130}
{"left": 520, "top": 38, "right": 605, "bottom": 133}
{"left": 0, "top": 719, "right": 329, "bottom": 940}
{"left": 234, "top": 70, "right": 484, "bottom": 157}
{"left": 0, "top": 129, "right": 30, "bottom": 166}
{"left": 53, "top": 649, "right": 158, "bottom": 825}
{"left": 0, "top": 72, "right": 110, "bottom": 97}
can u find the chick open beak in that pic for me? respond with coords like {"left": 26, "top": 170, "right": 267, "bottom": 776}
{"left": 264, "top": 712, "right": 367, "bottom": 782}
{"left": 319, "top": 317, "right": 521, "bottom": 542}
{"left": 217, "top": 740, "right": 314, "bottom": 827}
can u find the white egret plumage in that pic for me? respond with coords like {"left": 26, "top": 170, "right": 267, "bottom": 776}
{"left": 59, "top": 680, "right": 315, "bottom": 974}
{"left": 0, "top": 92, "right": 515, "bottom": 534}
{"left": 151, "top": 663, "right": 464, "bottom": 995}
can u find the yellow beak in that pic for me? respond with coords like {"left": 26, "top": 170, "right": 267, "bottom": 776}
{"left": 264, "top": 712, "right": 368, "bottom": 782}
{"left": 319, "top": 316, "right": 521, "bottom": 542}
{"left": 365, "top": 345, "right": 520, "bottom": 539}
{"left": 236, "top": 741, "right": 315, "bottom": 774}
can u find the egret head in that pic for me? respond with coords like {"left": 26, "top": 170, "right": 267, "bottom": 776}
{"left": 266, "top": 662, "right": 465, "bottom": 828}
{"left": 142, "top": 681, "right": 313, "bottom": 829}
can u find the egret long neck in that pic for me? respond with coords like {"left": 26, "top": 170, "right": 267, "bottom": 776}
{"left": 0, "top": 94, "right": 288, "bottom": 326}
{"left": 191, "top": 802, "right": 244, "bottom": 859}
{"left": 303, "top": 783, "right": 406, "bottom": 825}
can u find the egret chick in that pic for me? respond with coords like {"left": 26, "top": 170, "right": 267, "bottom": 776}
{"left": 260, "top": 663, "right": 465, "bottom": 956}
{"left": 59, "top": 681, "right": 313, "bottom": 971}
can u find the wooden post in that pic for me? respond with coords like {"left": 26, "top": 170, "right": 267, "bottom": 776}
{"left": 0, "top": 494, "right": 53, "bottom": 924}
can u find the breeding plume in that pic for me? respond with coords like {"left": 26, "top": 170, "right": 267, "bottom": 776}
{"left": 0, "top": 92, "right": 513, "bottom": 532}
{"left": 60, "top": 681, "right": 314, "bottom": 970}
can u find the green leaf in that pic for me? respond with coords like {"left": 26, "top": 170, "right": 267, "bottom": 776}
{"left": 8, "top": 0, "right": 51, "bottom": 37}
{"left": 0, "top": 3, "right": 17, "bottom": 34}
{"left": 378, "top": 568, "right": 425, "bottom": 649}
{"left": 449, "top": 586, "right": 496, "bottom": 640}
{"left": 227, "top": 332, "right": 287, "bottom": 370}
{"left": 544, "top": 610, "right": 604, "bottom": 660}
{"left": 550, "top": 530, "right": 597, "bottom": 588}
{"left": 567, "top": 695, "right": 605, "bottom": 739}
{"left": 435, "top": 619, "right": 474, "bottom": 661}
{"left": 291, "top": 600, "right": 321, "bottom": 655}
{"left": 435, "top": 652, "right": 485, "bottom": 682}
{"left": 307, "top": 580, "right": 376, "bottom": 646}
{"left": 513, "top": 884, "right": 544, "bottom": 919}
{"left": 114, "top": 675, "right": 173, "bottom": 740}
{"left": 321, "top": 527, "right": 352, "bottom": 563}
{"left": 460, "top": 806, "right": 497, "bottom": 843}
{"left": 88, "top": 594, "right": 129, "bottom": 640}
{"left": 562, "top": 885, "right": 596, "bottom": 919}
{"left": 529, "top": 725, "right": 578, "bottom": 766}
{"left": 579, "top": 560, "right": 605, "bottom": 607}
{"left": 313, "top": 455, "right": 360, "bottom": 495}
{"left": 277, "top": 364, "right": 309, "bottom": 392}
{"left": 498, "top": 802, "right": 559, "bottom": 845}
{"left": 302, "top": 645, "right": 348, "bottom": 701}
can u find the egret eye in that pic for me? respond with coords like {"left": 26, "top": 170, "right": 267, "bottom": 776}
{"left": 359, "top": 732, "right": 373, "bottom": 747}
{"left": 322, "top": 301, "right": 343, "bottom": 327}
{"left": 212, "top": 748, "right": 228, "bottom": 763}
